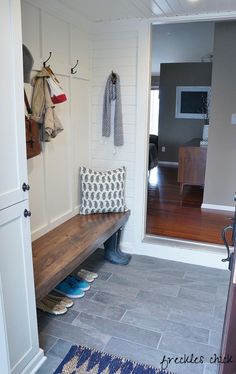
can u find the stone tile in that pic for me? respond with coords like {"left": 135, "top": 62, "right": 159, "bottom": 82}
{"left": 136, "top": 290, "right": 214, "bottom": 314}
{"left": 203, "top": 363, "right": 219, "bottom": 374}
{"left": 83, "top": 289, "right": 97, "bottom": 300}
{"left": 209, "top": 330, "right": 223, "bottom": 348}
{"left": 108, "top": 273, "right": 180, "bottom": 297}
{"left": 168, "top": 310, "right": 224, "bottom": 331}
{"left": 214, "top": 304, "right": 227, "bottom": 320}
{"left": 215, "top": 293, "right": 228, "bottom": 309}
{"left": 96, "top": 271, "right": 113, "bottom": 281}
{"left": 159, "top": 335, "right": 218, "bottom": 363}
{"left": 73, "top": 312, "right": 161, "bottom": 348}
{"left": 45, "top": 309, "right": 79, "bottom": 323}
{"left": 36, "top": 353, "right": 61, "bottom": 374}
{"left": 38, "top": 316, "right": 110, "bottom": 350}
{"left": 92, "top": 290, "right": 170, "bottom": 317}
{"left": 104, "top": 336, "right": 167, "bottom": 368}
{"left": 158, "top": 352, "right": 205, "bottom": 374}
{"left": 92, "top": 278, "right": 139, "bottom": 298}
{"left": 37, "top": 253, "right": 228, "bottom": 374}
{"left": 47, "top": 339, "right": 73, "bottom": 360}
{"left": 39, "top": 333, "right": 58, "bottom": 353}
{"left": 105, "top": 338, "right": 204, "bottom": 374}
{"left": 183, "top": 266, "right": 229, "bottom": 277}
{"left": 76, "top": 265, "right": 112, "bottom": 281}
{"left": 182, "top": 282, "right": 218, "bottom": 294}
{"left": 147, "top": 273, "right": 189, "bottom": 285}
{"left": 122, "top": 311, "right": 209, "bottom": 343}
{"left": 72, "top": 298, "right": 126, "bottom": 321}
{"left": 184, "top": 271, "right": 230, "bottom": 284}
{"left": 147, "top": 273, "right": 217, "bottom": 293}
{"left": 129, "top": 254, "right": 157, "bottom": 265}
{"left": 178, "top": 287, "right": 216, "bottom": 303}
{"left": 217, "top": 284, "right": 230, "bottom": 295}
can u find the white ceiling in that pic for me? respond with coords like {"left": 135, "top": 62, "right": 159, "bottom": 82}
{"left": 57, "top": 0, "right": 236, "bottom": 22}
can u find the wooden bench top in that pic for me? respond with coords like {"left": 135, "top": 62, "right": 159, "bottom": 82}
{"left": 32, "top": 211, "right": 130, "bottom": 301}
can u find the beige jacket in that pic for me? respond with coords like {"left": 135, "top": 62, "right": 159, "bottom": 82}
{"left": 31, "top": 67, "right": 63, "bottom": 141}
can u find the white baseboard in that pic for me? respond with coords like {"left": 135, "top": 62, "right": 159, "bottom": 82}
{"left": 21, "top": 349, "right": 46, "bottom": 374}
{"left": 121, "top": 237, "right": 229, "bottom": 270}
{"left": 201, "top": 203, "right": 235, "bottom": 212}
{"left": 158, "top": 161, "right": 179, "bottom": 167}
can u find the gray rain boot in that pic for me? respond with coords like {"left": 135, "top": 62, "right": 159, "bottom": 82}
{"left": 104, "top": 229, "right": 131, "bottom": 265}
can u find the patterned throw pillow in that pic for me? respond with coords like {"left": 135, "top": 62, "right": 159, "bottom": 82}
{"left": 79, "top": 166, "right": 127, "bottom": 215}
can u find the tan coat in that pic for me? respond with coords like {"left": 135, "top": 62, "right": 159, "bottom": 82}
{"left": 31, "top": 67, "right": 63, "bottom": 141}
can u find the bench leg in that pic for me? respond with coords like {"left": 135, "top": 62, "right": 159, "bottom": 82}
{"left": 104, "top": 228, "right": 131, "bottom": 265}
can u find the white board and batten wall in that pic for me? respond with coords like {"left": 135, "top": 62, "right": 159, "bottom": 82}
{"left": 21, "top": 0, "right": 91, "bottom": 241}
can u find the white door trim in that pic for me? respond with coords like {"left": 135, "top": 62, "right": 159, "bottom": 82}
{"left": 135, "top": 13, "right": 236, "bottom": 262}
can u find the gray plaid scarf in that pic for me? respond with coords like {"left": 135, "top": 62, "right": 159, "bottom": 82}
{"left": 102, "top": 73, "right": 124, "bottom": 146}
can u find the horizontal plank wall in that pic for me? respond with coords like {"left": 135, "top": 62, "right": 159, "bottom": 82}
{"left": 21, "top": 0, "right": 91, "bottom": 240}
{"left": 90, "top": 21, "right": 141, "bottom": 249}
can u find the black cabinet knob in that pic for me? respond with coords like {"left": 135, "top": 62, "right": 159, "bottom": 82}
{"left": 24, "top": 209, "right": 32, "bottom": 218}
{"left": 22, "top": 183, "right": 30, "bottom": 192}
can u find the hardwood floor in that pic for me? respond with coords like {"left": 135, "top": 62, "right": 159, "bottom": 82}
{"left": 146, "top": 165, "right": 234, "bottom": 245}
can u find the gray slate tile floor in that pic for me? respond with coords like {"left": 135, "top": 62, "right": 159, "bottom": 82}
{"left": 37, "top": 249, "right": 230, "bottom": 374}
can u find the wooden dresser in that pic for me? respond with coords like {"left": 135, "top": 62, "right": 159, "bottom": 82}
{"left": 178, "top": 138, "right": 207, "bottom": 194}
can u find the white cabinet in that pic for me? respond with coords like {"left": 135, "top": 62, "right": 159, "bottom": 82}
{"left": 0, "top": 0, "right": 28, "bottom": 211}
{"left": 0, "top": 277, "right": 10, "bottom": 374}
{"left": 0, "top": 202, "right": 41, "bottom": 374}
{"left": 0, "top": 0, "right": 44, "bottom": 373}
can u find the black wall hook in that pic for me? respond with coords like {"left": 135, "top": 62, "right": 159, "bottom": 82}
{"left": 71, "top": 60, "right": 79, "bottom": 74}
{"left": 111, "top": 70, "right": 117, "bottom": 84}
{"left": 43, "top": 52, "right": 52, "bottom": 67}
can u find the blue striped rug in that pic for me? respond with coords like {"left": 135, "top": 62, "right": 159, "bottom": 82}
{"left": 53, "top": 345, "right": 171, "bottom": 374}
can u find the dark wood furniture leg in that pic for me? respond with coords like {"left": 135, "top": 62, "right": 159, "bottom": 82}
{"left": 104, "top": 228, "right": 131, "bottom": 265}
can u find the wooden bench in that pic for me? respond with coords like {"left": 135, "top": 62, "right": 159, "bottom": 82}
{"left": 32, "top": 211, "right": 130, "bottom": 301}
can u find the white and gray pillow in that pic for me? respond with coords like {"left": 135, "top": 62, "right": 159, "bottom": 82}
{"left": 79, "top": 166, "right": 127, "bottom": 215}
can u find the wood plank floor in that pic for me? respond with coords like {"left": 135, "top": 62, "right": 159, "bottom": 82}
{"left": 146, "top": 166, "right": 234, "bottom": 245}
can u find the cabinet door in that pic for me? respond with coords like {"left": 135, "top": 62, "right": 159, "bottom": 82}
{"left": 0, "top": 0, "right": 28, "bottom": 211}
{"left": 0, "top": 201, "right": 39, "bottom": 374}
{"left": 0, "top": 276, "right": 10, "bottom": 374}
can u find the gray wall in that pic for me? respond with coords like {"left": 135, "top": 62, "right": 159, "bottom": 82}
{"left": 204, "top": 22, "right": 236, "bottom": 207}
{"left": 158, "top": 63, "right": 212, "bottom": 162}
{"left": 152, "top": 22, "right": 214, "bottom": 75}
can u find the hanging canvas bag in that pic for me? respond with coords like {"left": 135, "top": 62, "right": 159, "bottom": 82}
{"left": 47, "top": 77, "right": 67, "bottom": 104}
{"left": 24, "top": 90, "right": 41, "bottom": 159}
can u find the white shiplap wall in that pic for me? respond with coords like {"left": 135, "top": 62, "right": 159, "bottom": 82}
{"left": 90, "top": 21, "right": 148, "bottom": 249}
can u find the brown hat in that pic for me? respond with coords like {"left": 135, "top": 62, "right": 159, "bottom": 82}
{"left": 23, "top": 44, "right": 34, "bottom": 83}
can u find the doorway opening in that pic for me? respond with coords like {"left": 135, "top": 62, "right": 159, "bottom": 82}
{"left": 146, "top": 21, "right": 234, "bottom": 245}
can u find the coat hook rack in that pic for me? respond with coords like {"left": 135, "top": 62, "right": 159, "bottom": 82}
{"left": 43, "top": 52, "right": 52, "bottom": 67}
{"left": 71, "top": 60, "right": 79, "bottom": 75}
